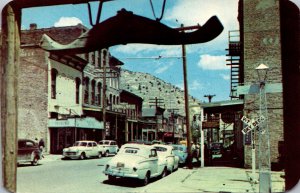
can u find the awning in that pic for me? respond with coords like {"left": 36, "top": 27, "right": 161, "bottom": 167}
{"left": 48, "top": 117, "right": 104, "bottom": 129}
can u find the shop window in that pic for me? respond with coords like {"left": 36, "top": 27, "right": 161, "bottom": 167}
{"left": 51, "top": 68, "right": 58, "bottom": 99}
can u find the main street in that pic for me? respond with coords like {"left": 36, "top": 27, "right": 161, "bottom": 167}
{"left": 17, "top": 156, "right": 182, "bottom": 193}
{"left": 16, "top": 155, "right": 285, "bottom": 193}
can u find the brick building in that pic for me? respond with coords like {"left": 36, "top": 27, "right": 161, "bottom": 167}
{"left": 18, "top": 24, "right": 89, "bottom": 150}
{"left": 236, "top": 1, "right": 299, "bottom": 189}
{"left": 18, "top": 24, "right": 127, "bottom": 153}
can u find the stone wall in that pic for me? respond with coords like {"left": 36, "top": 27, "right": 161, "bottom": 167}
{"left": 243, "top": 0, "right": 284, "bottom": 168}
{"left": 18, "top": 47, "right": 48, "bottom": 144}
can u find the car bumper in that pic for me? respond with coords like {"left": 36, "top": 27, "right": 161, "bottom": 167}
{"left": 63, "top": 152, "right": 80, "bottom": 159}
{"left": 104, "top": 168, "right": 140, "bottom": 179}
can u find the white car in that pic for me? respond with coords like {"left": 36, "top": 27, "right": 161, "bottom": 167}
{"left": 152, "top": 144, "right": 179, "bottom": 173}
{"left": 98, "top": 140, "right": 119, "bottom": 156}
{"left": 63, "top": 140, "right": 104, "bottom": 160}
{"left": 103, "top": 143, "right": 168, "bottom": 185}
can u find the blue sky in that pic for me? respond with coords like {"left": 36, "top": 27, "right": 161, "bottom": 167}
{"left": 2, "top": 0, "right": 300, "bottom": 102}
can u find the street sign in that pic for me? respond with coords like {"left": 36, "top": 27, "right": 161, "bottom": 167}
{"left": 241, "top": 115, "right": 265, "bottom": 134}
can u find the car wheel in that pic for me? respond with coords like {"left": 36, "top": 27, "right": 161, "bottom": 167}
{"left": 142, "top": 172, "right": 150, "bottom": 186}
{"left": 79, "top": 152, "right": 86, "bottom": 160}
{"left": 108, "top": 175, "right": 116, "bottom": 181}
{"left": 104, "top": 151, "right": 109, "bottom": 157}
{"left": 170, "top": 166, "right": 174, "bottom": 173}
{"left": 31, "top": 157, "right": 39, "bottom": 166}
{"left": 98, "top": 152, "right": 102, "bottom": 158}
{"left": 161, "top": 167, "right": 167, "bottom": 178}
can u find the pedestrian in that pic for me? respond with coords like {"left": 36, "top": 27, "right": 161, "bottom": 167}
{"left": 39, "top": 138, "right": 45, "bottom": 158}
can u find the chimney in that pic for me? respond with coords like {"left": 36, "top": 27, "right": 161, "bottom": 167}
{"left": 29, "top": 23, "right": 37, "bottom": 30}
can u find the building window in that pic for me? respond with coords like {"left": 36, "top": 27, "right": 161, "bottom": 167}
{"left": 97, "top": 82, "right": 102, "bottom": 106}
{"left": 91, "top": 80, "right": 96, "bottom": 105}
{"left": 75, "top": 78, "right": 81, "bottom": 104}
{"left": 109, "top": 94, "right": 112, "bottom": 106}
{"left": 113, "top": 95, "right": 116, "bottom": 105}
{"left": 91, "top": 52, "right": 95, "bottom": 65}
{"left": 51, "top": 68, "right": 58, "bottom": 99}
{"left": 84, "top": 77, "right": 90, "bottom": 104}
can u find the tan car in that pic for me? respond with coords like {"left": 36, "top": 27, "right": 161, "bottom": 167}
{"left": 18, "top": 139, "right": 41, "bottom": 166}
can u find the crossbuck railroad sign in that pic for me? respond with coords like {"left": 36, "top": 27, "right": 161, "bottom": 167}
{"left": 241, "top": 115, "right": 265, "bottom": 135}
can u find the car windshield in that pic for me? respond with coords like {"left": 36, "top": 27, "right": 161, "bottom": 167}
{"left": 74, "top": 142, "right": 87, "bottom": 146}
{"left": 153, "top": 146, "right": 167, "bottom": 152}
{"left": 99, "top": 141, "right": 110, "bottom": 145}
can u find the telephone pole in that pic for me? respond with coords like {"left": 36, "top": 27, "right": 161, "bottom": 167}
{"left": 149, "top": 97, "right": 164, "bottom": 139}
{"left": 204, "top": 94, "right": 216, "bottom": 103}
{"left": 169, "top": 108, "right": 179, "bottom": 143}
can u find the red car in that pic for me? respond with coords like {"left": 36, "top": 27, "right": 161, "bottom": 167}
{"left": 18, "top": 139, "right": 41, "bottom": 166}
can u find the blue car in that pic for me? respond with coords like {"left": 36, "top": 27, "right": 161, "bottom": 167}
{"left": 171, "top": 144, "right": 188, "bottom": 165}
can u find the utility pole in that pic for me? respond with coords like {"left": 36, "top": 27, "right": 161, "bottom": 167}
{"left": 169, "top": 108, "right": 179, "bottom": 143}
{"left": 149, "top": 97, "right": 164, "bottom": 139}
{"left": 181, "top": 24, "right": 193, "bottom": 169}
{"left": 101, "top": 49, "right": 108, "bottom": 139}
{"left": 204, "top": 94, "right": 216, "bottom": 103}
{"left": 258, "top": 78, "right": 271, "bottom": 193}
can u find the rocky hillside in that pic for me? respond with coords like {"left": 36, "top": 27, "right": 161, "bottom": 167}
{"left": 120, "top": 69, "right": 201, "bottom": 116}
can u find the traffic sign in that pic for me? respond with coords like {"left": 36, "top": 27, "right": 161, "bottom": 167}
{"left": 241, "top": 115, "right": 265, "bottom": 134}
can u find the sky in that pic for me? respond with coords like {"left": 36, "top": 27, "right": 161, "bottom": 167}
{"left": 1, "top": 0, "right": 300, "bottom": 103}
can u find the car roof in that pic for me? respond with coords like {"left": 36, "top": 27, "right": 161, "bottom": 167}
{"left": 122, "top": 143, "right": 154, "bottom": 150}
{"left": 151, "top": 144, "right": 172, "bottom": 149}
{"left": 99, "top": 140, "right": 115, "bottom": 142}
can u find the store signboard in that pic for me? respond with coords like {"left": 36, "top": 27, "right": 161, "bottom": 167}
{"left": 48, "top": 117, "right": 104, "bottom": 129}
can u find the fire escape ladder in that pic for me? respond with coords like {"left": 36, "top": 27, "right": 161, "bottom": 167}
{"left": 226, "top": 30, "right": 241, "bottom": 99}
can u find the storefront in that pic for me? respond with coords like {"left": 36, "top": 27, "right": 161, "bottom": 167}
{"left": 48, "top": 117, "right": 104, "bottom": 154}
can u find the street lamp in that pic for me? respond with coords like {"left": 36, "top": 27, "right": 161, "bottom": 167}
{"left": 255, "top": 63, "right": 269, "bottom": 86}
{"left": 255, "top": 63, "right": 271, "bottom": 193}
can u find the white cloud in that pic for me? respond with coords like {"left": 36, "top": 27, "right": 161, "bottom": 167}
{"left": 54, "top": 17, "right": 83, "bottom": 27}
{"left": 197, "top": 54, "right": 228, "bottom": 70}
{"left": 112, "top": 44, "right": 181, "bottom": 56}
{"left": 164, "top": 0, "right": 239, "bottom": 52}
{"left": 165, "top": 0, "right": 239, "bottom": 30}
{"left": 154, "top": 62, "right": 174, "bottom": 74}
{"left": 189, "top": 80, "right": 204, "bottom": 90}
{"left": 220, "top": 73, "right": 230, "bottom": 80}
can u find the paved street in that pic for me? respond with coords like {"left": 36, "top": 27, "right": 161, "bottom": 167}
{"left": 16, "top": 154, "right": 285, "bottom": 193}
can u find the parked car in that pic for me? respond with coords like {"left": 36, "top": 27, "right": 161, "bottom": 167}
{"left": 171, "top": 144, "right": 188, "bottom": 165}
{"left": 62, "top": 140, "right": 104, "bottom": 160}
{"left": 103, "top": 143, "right": 168, "bottom": 185}
{"left": 151, "top": 140, "right": 165, "bottom": 145}
{"left": 98, "top": 140, "right": 119, "bottom": 156}
{"left": 152, "top": 144, "right": 179, "bottom": 173}
{"left": 18, "top": 139, "right": 42, "bottom": 166}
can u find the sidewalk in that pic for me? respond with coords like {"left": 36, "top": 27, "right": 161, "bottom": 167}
{"left": 39, "top": 153, "right": 63, "bottom": 163}
{"left": 145, "top": 166, "right": 285, "bottom": 193}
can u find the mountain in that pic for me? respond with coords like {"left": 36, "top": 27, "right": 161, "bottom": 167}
{"left": 120, "top": 69, "right": 201, "bottom": 116}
